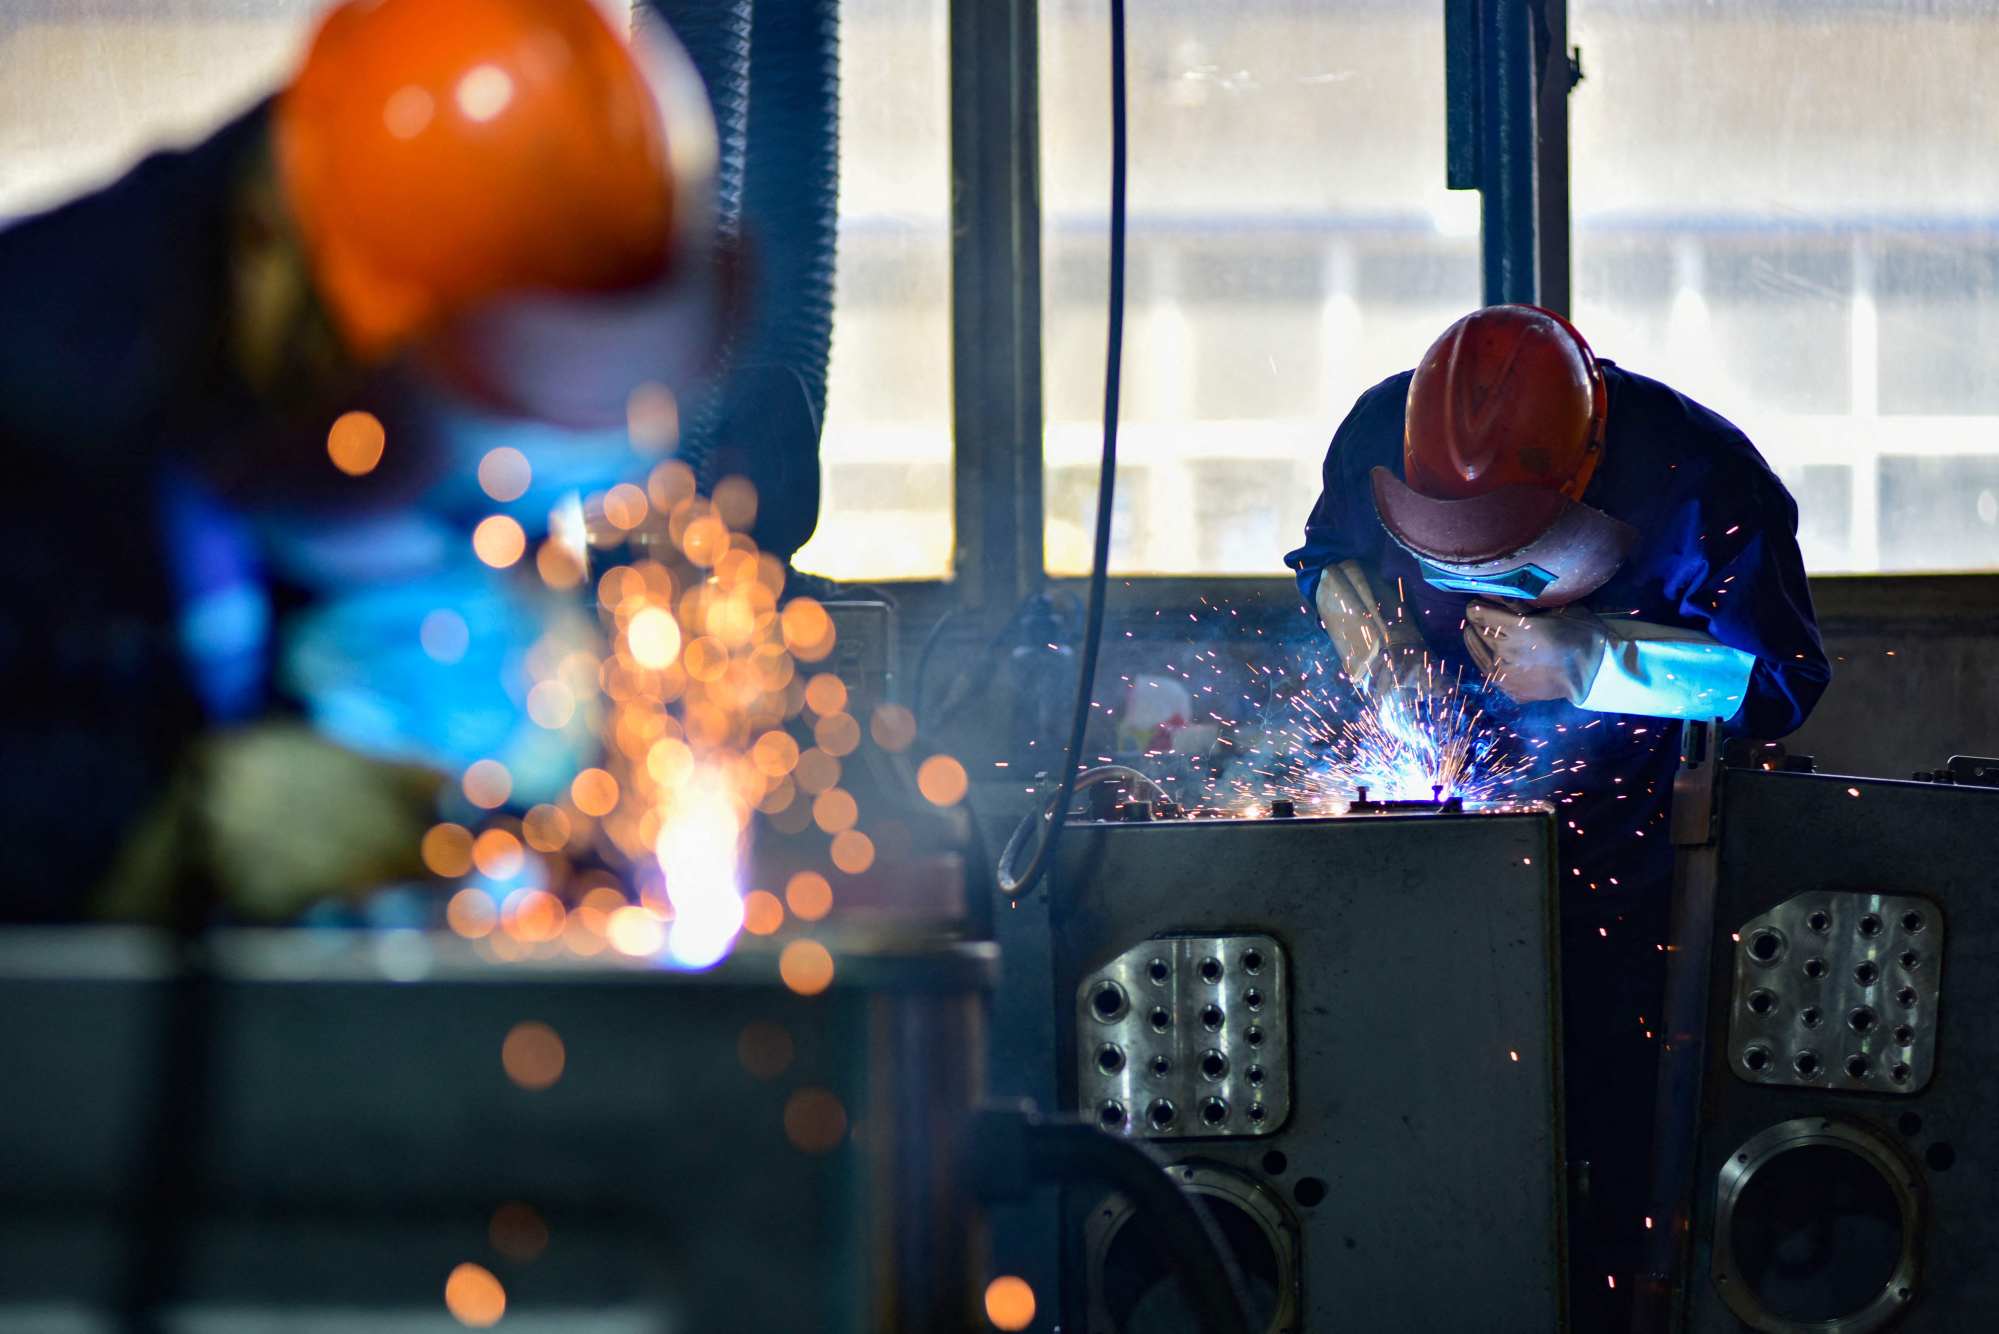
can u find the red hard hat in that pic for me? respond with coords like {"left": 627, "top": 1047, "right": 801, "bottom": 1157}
{"left": 1370, "top": 306, "right": 1635, "bottom": 607}
{"left": 276, "top": 0, "right": 715, "bottom": 363}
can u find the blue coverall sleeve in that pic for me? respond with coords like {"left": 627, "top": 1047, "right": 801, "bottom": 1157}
{"left": 1663, "top": 460, "right": 1831, "bottom": 738}
{"left": 1284, "top": 378, "right": 1405, "bottom": 606}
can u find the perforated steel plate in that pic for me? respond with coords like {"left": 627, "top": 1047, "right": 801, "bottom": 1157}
{"left": 1729, "top": 891, "right": 1943, "bottom": 1095}
{"left": 1075, "top": 934, "right": 1288, "bottom": 1138}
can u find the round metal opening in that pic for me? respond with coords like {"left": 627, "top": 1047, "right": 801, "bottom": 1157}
{"left": 1243, "top": 988, "right": 1264, "bottom": 1011}
{"left": 1098, "top": 1043, "right": 1126, "bottom": 1075}
{"left": 1751, "top": 930, "right": 1786, "bottom": 963}
{"left": 1099, "top": 1100, "right": 1127, "bottom": 1129}
{"left": 1093, "top": 1167, "right": 1295, "bottom": 1334}
{"left": 1199, "top": 1049, "right": 1229, "bottom": 1082}
{"left": 1800, "top": 1006, "right": 1824, "bottom": 1030}
{"left": 1743, "top": 1045, "right": 1773, "bottom": 1074}
{"left": 1807, "top": 910, "right": 1831, "bottom": 933}
{"left": 1892, "top": 1025, "right": 1915, "bottom": 1047}
{"left": 1240, "top": 949, "right": 1264, "bottom": 975}
{"left": 1201, "top": 1004, "right": 1224, "bottom": 1031}
{"left": 1199, "top": 957, "right": 1223, "bottom": 985}
{"left": 1247, "top": 1103, "right": 1266, "bottom": 1125}
{"left": 1845, "top": 1054, "right": 1869, "bottom": 1080}
{"left": 1148, "top": 957, "right": 1170, "bottom": 984}
{"left": 1900, "top": 910, "right": 1925, "bottom": 934}
{"left": 1849, "top": 1008, "right": 1878, "bottom": 1035}
{"left": 1147, "top": 1099, "right": 1176, "bottom": 1131}
{"left": 1244, "top": 1025, "right": 1264, "bottom": 1048}
{"left": 1715, "top": 1121, "right": 1918, "bottom": 1332}
{"left": 1898, "top": 950, "right": 1920, "bottom": 973}
{"left": 1895, "top": 987, "right": 1918, "bottom": 1009}
{"left": 1150, "top": 1055, "right": 1171, "bottom": 1078}
{"left": 1150, "top": 1007, "right": 1171, "bottom": 1032}
{"left": 1859, "top": 914, "right": 1884, "bottom": 938}
{"left": 1245, "top": 1063, "right": 1265, "bottom": 1087}
{"left": 1804, "top": 958, "right": 1828, "bottom": 980}
{"left": 1854, "top": 962, "right": 1879, "bottom": 987}
{"left": 1794, "top": 1051, "right": 1822, "bottom": 1078}
{"left": 1201, "top": 1097, "right": 1229, "bottom": 1126}
{"left": 1889, "top": 1063, "right": 1911, "bottom": 1085}
{"left": 1749, "top": 989, "right": 1777, "bottom": 1016}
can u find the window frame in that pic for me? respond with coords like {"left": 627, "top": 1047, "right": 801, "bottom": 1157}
{"left": 896, "top": 0, "right": 1995, "bottom": 620}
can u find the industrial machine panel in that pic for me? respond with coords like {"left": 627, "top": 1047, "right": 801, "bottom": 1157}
{"left": 1030, "top": 808, "right": 1565, "bottom": 1334}
{"left": 1682, "top": 770, "right": 1999, "bottom": 1334}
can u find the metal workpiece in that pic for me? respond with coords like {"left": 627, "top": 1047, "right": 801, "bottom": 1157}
{"left": 1077, "top": 935, "right": 1289, "bottom": 1140}
{"left": 1711, "top": 1118, "right": 1923, "bottom": 1334}
{"left": 1729, "top": 891, "right": 1943, "bottom": 1095}
{"left": 1046, "top": 808, "right": 1568, "bottom": 1333}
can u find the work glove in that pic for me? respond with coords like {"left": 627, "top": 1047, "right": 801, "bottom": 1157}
{"left": 1464, "top": 599, "right": 1759, "bottom": 718}
{"left": 1314, "top": 559, "right": 1430, "bottom": 697}
{"left": 1462, "top": 599, "right": 1605, "bottom": 704}
{"left": 95, "top": 723, "right": 445, "bottom": 924}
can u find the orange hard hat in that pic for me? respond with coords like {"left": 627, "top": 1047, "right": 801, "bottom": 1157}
{"left": 275, "top": 0, "right": 714, "bottom": 361}
{"left": 1370, "top": 307, "right": 1633, "bottom": 607}
{"left": 1404, "top": 304, "right": 1608, "bottom": 502}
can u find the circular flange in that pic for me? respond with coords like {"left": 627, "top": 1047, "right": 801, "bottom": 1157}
{"left": 1712, "top": 1117, "right": 1923, "bottom": 1334}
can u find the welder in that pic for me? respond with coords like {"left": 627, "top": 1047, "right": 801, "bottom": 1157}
{"left": 0, "top": 0, "right": 728, "bottom": 922}
{"left": 1286, "top": 304, "right": 1831, "bottom": 1327}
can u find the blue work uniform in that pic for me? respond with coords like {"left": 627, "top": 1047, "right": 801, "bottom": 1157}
{"left": 1286, "top": 362, "right": 1831, "bottom": 1326}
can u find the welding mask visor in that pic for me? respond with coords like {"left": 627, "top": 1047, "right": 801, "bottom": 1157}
{"left": 1370, "top": 465, "right": 1637, "bottom": 608}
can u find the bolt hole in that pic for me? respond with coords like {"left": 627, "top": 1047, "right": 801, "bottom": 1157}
{"left": 1201, "top": 1004, "right": 1224, "bottom": 1031}
{"left": 1845, "top": 1055, "right": 1869, "bottom": 1079}
{"left": 1150, "top": 1007, "right": 1171, "bottom": 1032}
{"left": 1859, "top": 913, "right": 1884, "bottom": 937}
{"left": 1901, "top": 910, "right": 1926, "bottom": 933}
{"left": 1749, "top": 930, "right": 1784, "bottom": 962}
{"left": 1244, "top": 987, "right": 1264, "bottom": 1010}
{"left": 1748, "top": 989, "right": 1776, "bottom": 1015}
{"left": 1091, "top": 981, "right": 1127, "bottom": 1022}
{"left": 1199, "top": 957, "right": 1223, "bottom": 984}
{"left": 1893, "top": 1024, "right": 1915, "bottom": 1047}
{"left": 1246, "top": 1063, "right": 1265, "bottom": 1086}
{"left": 1806, "top": 909, "right": 1831, "bottom": 932}
{"left": 1097, "top": 1044, "right": 1125, "bottom": 1075}
{"left": 1926, "top": 1142, "right": 1956, "bottom": 1171}
{"left": 1743, "top": 1045, "right": 1771, "bottom": 1073}
{"left": 1800, "top": 1006, "right": 1823, "bottom": 1029}
{"left": 1890, "top": 1063, "right": 1911, "bottom": 1084}
{"left": 1855, "top": 961, "right": 1880, "bottom": 986}
{"left": 1147, "top": 1099, "right": 1176, "bottom": 1130}
{"left": 1849, "top": 1008, "right": 1878, "bottom": 1034}
{"left": 1794, "top": 1051, "right": 1822, "bottom": 1078}
{"left": 1247, "top": 1103, "right": 1266, "bottom": 1124}
{"left": 1098, "top": 1101, "right": 1125, "bottom": 1129}
{"left": 1199, "top": 1049, "right": 1228, "bottom": 1082}
{"left": 1147, "top": 957, "right": 1169, "bottom": 983}
{"left": 1899, "top": 950, "right": 1921, "bottom": 973}
{"left": 1245, "top": 1024, "right": 1265, "bottom": 1047}
{"left": 1895, "top": 986, "right": 1918, "bottom": 1009}
{"left": 1201, "top": 1097, "right": 1228, "bottom": 1126}
{"left": 1803, "top": 957, "right": 1827, "bottom": 979}
{"left": 1150, "top": 1055, "right": 1171, "bottom": 1078}
{"left": 1294, "top": 1177, "right": 1328, "bottom": 1208}
{"left": 1241, "top": 949, "right": 1264, "bottom": 974}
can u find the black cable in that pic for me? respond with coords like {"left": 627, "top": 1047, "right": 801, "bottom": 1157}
{"left": 997, "top": 0, "right": 1125, "bottom": 898}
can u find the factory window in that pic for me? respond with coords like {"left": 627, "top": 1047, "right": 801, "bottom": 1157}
{"left": 1040, "top": 0, "right": 1480, "bottom": 576}
{"left": 789, "top": 0, "right": 954, "bottom": 580}
{"left": 1571, "top": 0, "right": 1999, "bottom": 573}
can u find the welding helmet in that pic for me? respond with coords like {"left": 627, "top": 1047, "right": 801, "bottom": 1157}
{"left": 1369, "top": 305, "right": 1636, "bottom": 607}
{"left": 275, "top": 0, "right": 720, "bottom": 423}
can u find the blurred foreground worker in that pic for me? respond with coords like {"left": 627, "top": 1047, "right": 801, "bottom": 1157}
{"left": 0, "top": 0, "right": 724, "bottom": 923}
{"left": 1286, "top": 304, "right": 1830, "bottom": 1327}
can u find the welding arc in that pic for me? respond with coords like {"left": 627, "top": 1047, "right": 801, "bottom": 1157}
{"left": 998, "top": 0, "right": 1125, "bottom": 898}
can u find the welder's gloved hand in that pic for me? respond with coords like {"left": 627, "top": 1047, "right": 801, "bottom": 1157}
{"left": 1465, "top": 599, "right": 1759, "bottom": 719}
{"left": 1315, "top": 559, "right": 1430, "bottom": 697}
{"left": 1462, "top": 599, "right": 1605, "bottom": 704}
{"left": 95, "top": 723, "right": 444, "bottom": 924}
